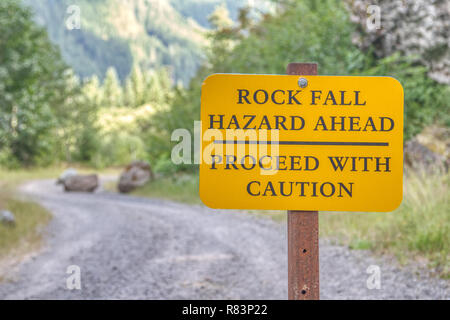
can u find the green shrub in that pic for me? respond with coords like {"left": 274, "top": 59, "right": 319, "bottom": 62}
{"left": 352, "top": 53, "right": 450, "bottom": 140}
{"left": 320, "top": 169, "right": 449, "bottom": 277}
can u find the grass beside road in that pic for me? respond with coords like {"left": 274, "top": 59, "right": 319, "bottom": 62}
{"left": 320, "top": 170, "right": 449, "bottom": 278}
{"left": 0, "top": 167, "right": 65, "bottom": 191}
{"left": 0, "top": 167, "right": 61, "bottom": 260}
{"left": 0, "top": 165, "right": 119, "bottom": 261}
{"left": 0, "top": 194, "right": 52, "bottom": 259}
{"left": 131, "top": 174, "right": 201, "bottom": 205}
{"left": 135, "top": 169, "right": 449, "bottom": 278}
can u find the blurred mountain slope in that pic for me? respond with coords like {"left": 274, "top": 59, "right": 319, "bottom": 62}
{"left": 23, "top": 0, "right": 243, "bottom": 83}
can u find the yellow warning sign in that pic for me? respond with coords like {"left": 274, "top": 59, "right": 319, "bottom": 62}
{"left": 200, "top": 74, "right": 404, "bottom": 212}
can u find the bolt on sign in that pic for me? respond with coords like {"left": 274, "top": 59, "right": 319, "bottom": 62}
{"left": 199, "top": 74, "right": 404, "bottom": 212}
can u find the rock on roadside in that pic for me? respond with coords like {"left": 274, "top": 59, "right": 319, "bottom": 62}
{"left": 63, "top": 174, "right": 99, "bottom": 193}
{"left": 404, "top": 138, "right": 447, "bottom": 171}
{"left": 0, "top": 210, "right": 15, "bottom": 226}
{"left": 118, "top": 161, "right": 154, "bottom": 193}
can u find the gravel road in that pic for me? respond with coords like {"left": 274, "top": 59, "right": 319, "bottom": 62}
{"left": 0, "top": 179, "right": 448, "bottom": 299}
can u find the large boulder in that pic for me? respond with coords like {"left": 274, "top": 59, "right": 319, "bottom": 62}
{"left": 118, "top": 161, "right": 154, "bottom": 193}
{"left": 404, "top": 139, "right": 447, "bottom": 171}
{"left": 63, "top": 174, "right": 99, "bottom": 193}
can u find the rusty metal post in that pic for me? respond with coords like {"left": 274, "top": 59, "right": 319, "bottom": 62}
{"left": 287, "top": 63, "right": 319, "bottom": 300}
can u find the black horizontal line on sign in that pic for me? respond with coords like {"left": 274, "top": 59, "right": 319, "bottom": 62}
{"left": 213, "top": 140, "right": 389, "bottom": 147}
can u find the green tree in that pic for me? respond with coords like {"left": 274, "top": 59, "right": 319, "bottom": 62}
{"left": 52, "top": 70, "right": 82, "bottom": 162}
{"left": 102, "top": 67, "right": 123, "bottom": 107}
{"left": 128, "top": 64, "right": 145, "bottom": 107}
{"left": 206, "top": 4, "right": 236, "bottom": 73}
{"left": 0, "top": 0, "right": 69, "bottom": 166}
{"left": 143, "top": 68, "right": 173, "bottom": 105}
{"left": 354, "top": 54, "right": 450, "bottom": 140}
{"left": 217, "top": 0, "right": 360, "bottom": 75}
{"left": 124, "top": 78, "right": 136, "bottom": 108}
{"left": 82, "top": 75, "right": 103, "bottom": 109}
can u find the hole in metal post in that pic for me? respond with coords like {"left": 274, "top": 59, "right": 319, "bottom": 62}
{"left": 301, "top": 290, "right": 307, "bottom": 295}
